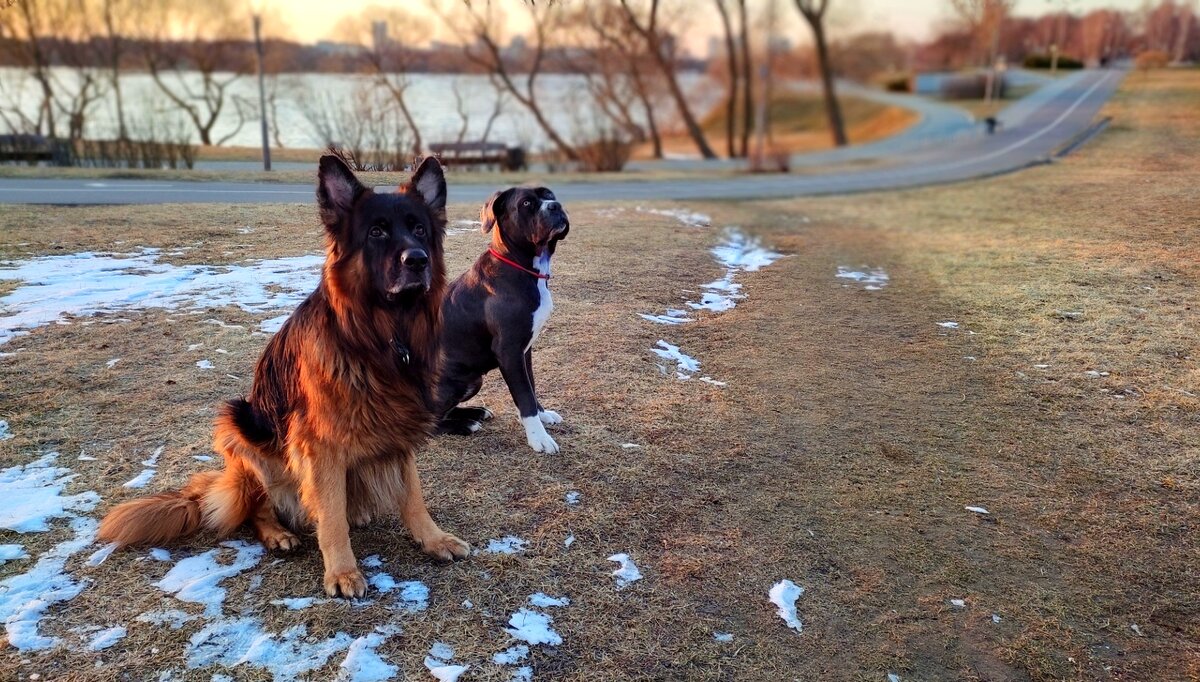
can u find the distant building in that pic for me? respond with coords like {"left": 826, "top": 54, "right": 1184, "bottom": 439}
{"left": 372, "top": 20, "right": 388, "bottom": 53}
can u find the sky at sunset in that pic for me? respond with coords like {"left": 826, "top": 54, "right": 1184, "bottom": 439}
{"left": 269, "top": 0, "right": 1151, "bottom": 53}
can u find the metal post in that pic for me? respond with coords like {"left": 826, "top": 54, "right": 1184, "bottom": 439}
{"left": 253, "top": 14, "right": 271, "bottom": 172}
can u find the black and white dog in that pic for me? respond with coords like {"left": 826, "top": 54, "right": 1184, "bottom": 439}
{"left": 435, "top": 187, "right": 569, "bottom": 453}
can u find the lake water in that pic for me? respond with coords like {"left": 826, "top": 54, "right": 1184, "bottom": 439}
{"left": 0, "top": 68, "right": 719, "bottom": 152}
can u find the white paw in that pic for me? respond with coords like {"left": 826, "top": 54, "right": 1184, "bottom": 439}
{"left": 479, "top": 407, "right": 494, "bottom": 421}
{"left": 521, "top": 416, "right": 560, "bottom": 454}
{"left": 538, "top": 409, "right": 562, "bottom": 426}
{"left": 467, "top": 420, "right": 482, "bottom": 433}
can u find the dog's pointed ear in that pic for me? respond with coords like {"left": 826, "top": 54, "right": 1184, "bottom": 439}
{"left": 480, "top": 188, "right": 513, "bottom": 234}
{"left": 316, "top": 154, "right": 365, "bottom": 229}
{"left": 407, "top": 157, "right": 446, "bottom": 211}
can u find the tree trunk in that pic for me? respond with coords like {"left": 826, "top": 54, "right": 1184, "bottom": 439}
{"left": 809, "top": 19, "right": 848, "bottom": 146}
{"left": 715, "top": 0, "right": 740, "bottom": 158}
{"left": 737, "top": 0, "right": 754, "bottom": 158}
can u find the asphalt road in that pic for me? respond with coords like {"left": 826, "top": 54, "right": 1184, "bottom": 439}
{"left": 0, "top": 69, "right": 1123, "bottom": 206}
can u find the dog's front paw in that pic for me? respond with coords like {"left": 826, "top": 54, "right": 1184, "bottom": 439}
{"left": 538, "top": 409, "right": 562, "bottom": 426}
{"left": 323, "top": 567, "right": 367, "bottom": 598}
{"left": 522, "top": 416, "right": 560, "bottom": 454}
{"left": 420, "top": 532, "right": 471, "bottom": 561}
{"left": 259, "top": 527, "right": 300, "bottom": 552}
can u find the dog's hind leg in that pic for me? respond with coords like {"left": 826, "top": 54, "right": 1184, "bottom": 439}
{"left": 253, "top": 496, "right": 300, "bottom": 552}
{"left": 297, "top": 449, "right": 365, "bottom": 598}
{"left": 399, "top": 454, "right": 470, "bottom": 561}
{"left": 435, "top": 376, "right": 491, "bottom": 435}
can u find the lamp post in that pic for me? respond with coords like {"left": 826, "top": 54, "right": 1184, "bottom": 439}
{"left": 252, "top": 12, "right": 271, "bottom": 171}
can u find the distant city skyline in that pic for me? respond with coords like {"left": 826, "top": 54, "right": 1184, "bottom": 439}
{"left": 272, "top": 0, "right": 1153, "bottom": 54}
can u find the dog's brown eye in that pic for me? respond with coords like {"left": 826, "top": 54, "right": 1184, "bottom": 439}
{"left": 369, "top": 226, "right": 385, "bottom": 238}
{"left": 413, "top": 225, "right": 426, "bottom": 238}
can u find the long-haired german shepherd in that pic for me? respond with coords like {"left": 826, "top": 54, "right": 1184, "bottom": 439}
{"left": 98, "top": 155, "right": 469, "bottom": 597}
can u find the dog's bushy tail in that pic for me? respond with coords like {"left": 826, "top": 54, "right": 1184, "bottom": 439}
{"left": 98, "top": 401, "right": 267, "bottom": 548}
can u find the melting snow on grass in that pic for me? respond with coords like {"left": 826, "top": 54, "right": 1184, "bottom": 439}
{"left": 87, "top": 625, "right": 127, "bottom": 650}
{"left": 529, "top": 592, "right": 570, "bottom": 608}
{"left": 186, "top": 617, "right": 357, "bottom": 680}
{"left": 484, "top": 535, "right": 528, "bottom": 555}
{"left": 0, "top": 248, "right": 324, "bottom": 345}
{"left": 0, "top": 420, "right": 12, "bottom": 440}
{"left": 836, "top": 266, "right": 890, "bottom": 290}
{"left": 493, "top": 644, "right": 530, "bottom": 665}
{"left": 505, "top": 608, "right": 563, "bottom": 646}
{"left": 0, "top": 516, "right": 98, "bottom": 650}
{"left": 340, "top": 626, "right": 402, "bottom": 682}
{"left": 154, "top": 540, "right": 264, "bottom": 616}
{"left": 607, "top": 553, "right": 643, "bottom": 589}
{"left": 135, "top": 609, "right": 197, "bottom": 630}
{"left": 636, "top": 206, "right": 711, "bottom": 228}
{"left": 367, "top": 572, "right": 430, "bottom": 612}
{"left": 0, "top": 544, "right": 28, "bottom": 564}
{"left": 0, "top": 452, "right": 100, "bottom": 533}
{"left": 713, "top": 632, "right": 734, "bottom": 642}
{"left": 644, "top": 228, "right": 783, "bottom": 386}
{"left": 425, "top": 641, "right": 469, "bottom": 682}
{"left": 769, "top": 579, "right": 805, "bottom": 633}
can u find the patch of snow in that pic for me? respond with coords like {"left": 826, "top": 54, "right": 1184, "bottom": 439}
{"left": 768, "top": 579, "right": 804, "bottom": 633}
{"left": 0, "top": 248, "right": 324, "bottom": 346}
{"left": 698, "top": 377, "right": 727, "bottom": 387}
{"left": 965, "top": 506, "right": 990, "bottom": 515}
{"left": 424, "top": 659, "right": 468, "bottom": 682}
{"left": 196, "top": 360, "right": 215, "bottom": 370}
{"left": 105, "top": 358, "right": 120, "bottom": 368}
{"left": 260, "top": 314, "right": 290, "bottom": 334}
{"left": 193, "top": 455, "right": 214, "bottom": 462}
{"left": 187, "top": 343, "right": 203, "bottom": 351}
{"left": 713, "top": 632, "right": 733, "bottom": 642}
{"left": 123, "top": 468, "right": 156, "bottom": 488}
{"left": 367, "top": 572, "right": 396, "bottom": 593}
{"left": 86, "top": 541, "right": 119, "bottom": 567}
{"left": 651, "top": 340, "right": 699, "bottom": 374}
{"left": 429, "top": 642, "right": 455, "bottom": 660}
{"left": 0, "top": 544, "right": 28, "bottom": 564}
{"left": 607, "top": 553, "right": 643, "bottom": 588}
{"left": 149, "top": 548, "right": 171, "bottom": 562}
{"left": 186, "top": 617, "right": 354, "bottom": 680}
{"left": 620, "top": 443, "right": 641, "bottom": 449}
{"left": 135, "top": 609, "right": 196, "bottom": 629}
{"left": 0, "top": 420, "right": 12, "bottom": 440}
{"left": 949, "top": 598, "right": 966, "bottom": 608}
{"left": 492, "top": 644, "right": 529, "bottom": 664}
{"left": 505, "top": 608, "right": 562, "bottom": 646}
{"left": 142, "top": 446, "right": 164, "bottom": 467}
{"left": 564, "top": 534, "right": 575, "bottom": 549}
{"left": 87, "top": 625, "right": 127, "bottom": 650}
{"left": 338, "top": 627, "right": 400, "bottom": 682}
{"left": 462, "top": 599, "right": 473, "bottom": 609}
{"left": 0, "top": 516, "right": 98, "bottom": 650}
{"left": 564, "top": 491, "right": 580, "bottom": 505}
{"left": 510, "top": 666, "right": 533, "bottom": 682}
{"left": 711, "top": 228, "right": 784, "bottom": 272}
{"left": 936, "top": 321, "right": 959, "bottom": 329}
{"left": 270, "top": 597, "right": 322, "bottom": 610}
{"left": 360, "top": 555, "right": 384, "bottom": 568}
{"left": 836, "top": 266, "right": 890, "bottom": 290}
{"left": 639, "top": 312, "right": 695, "bottom": 325}
{"left": 992, "top": 613, "right": 1002, "bottom": 624}
{"left": 0, "top": 452, "right": 100, "bottom": 533}
{"left": 529, "top": 592, "right": 569, "bottom": 608}
{"left": 484, "top": 535, "right": 528, "bottom": 555}
{"left": 888, "top": 674, "right": 901, "bottom": 682}
{"left": 154, "top": 540, "right": 264, "bottom": 616}
{"left": 636, "top": 206, "right": 711, "bottom": 228}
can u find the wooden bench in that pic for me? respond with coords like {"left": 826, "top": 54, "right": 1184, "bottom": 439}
{"left": 0, "top": 134, "right": 70, "bottom": 165}
{"left": 429, "top": 142, "right": 525, "bottom": 171}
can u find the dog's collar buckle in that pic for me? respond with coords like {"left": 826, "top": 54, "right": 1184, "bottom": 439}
{"left": 489, "top": 248, "right": 550, "bottom": 280}
{"left": 390, "top": 338, "right": 410, "bottom": 365}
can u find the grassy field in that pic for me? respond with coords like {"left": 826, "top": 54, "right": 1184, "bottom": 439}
{"left": 0, "top": 69, "right": 1196, "bottom": 680}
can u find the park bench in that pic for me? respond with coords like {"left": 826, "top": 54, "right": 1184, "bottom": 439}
{"left": 0, "top": 134, "right": 70, "bottom": 165}
{"left": 429, "top": 141, "right": 525, "bottom": 171}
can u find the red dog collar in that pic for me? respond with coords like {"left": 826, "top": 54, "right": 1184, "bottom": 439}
{"left": 489, "top": 248, "right": 550, "bottom": 280}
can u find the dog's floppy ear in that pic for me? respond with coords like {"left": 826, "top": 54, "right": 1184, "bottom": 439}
{"left": 480, "top": 188, "right": 514, "bottom": 234}
{"left": 407, "top": 156, "right": 446, "bottom": 212}
{"left": 316, "top": 154, "right": 365, "bottom": 229}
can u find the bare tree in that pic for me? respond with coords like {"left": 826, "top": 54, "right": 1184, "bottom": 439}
{"left": 617, "top": 0, "right": 717, "bottom": 159}
{"left": 335, "top": 5, "right": 427, "bottom": 155}
{"left": 100, "top": 0, "right": 135, "bottom": 140}
{"left": 793, "top": 0, "right": 847, "bottom": 146}
{"left": 440, "top": 0, "right": 578, "bottom": 160}
{"left": 947, "top": 0, "right": 1014, "bottom": 100}
{"left": 737, "top": 0, "right": 754, "bottom": 156}
{"left": 140, "top": 0, "right": 252, "bottom": 146}
{"left": 577, "top": 1, "right": 666, "bottom": 158}
{"left": 714, "top": 0, "right": 741, "bottom": 158}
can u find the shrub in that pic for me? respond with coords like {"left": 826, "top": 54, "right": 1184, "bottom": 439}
{"left": 575, "top": 130, "right": 633, "bottom": 172}
{"left": 939, "top": 73, "right": 1007, "bottom": 100}
{"left": 1136, "top": 50, "right": 1170, "bottom": 72}
{"left": 1022, "top": 53, "right": 1084, "bottom": 70}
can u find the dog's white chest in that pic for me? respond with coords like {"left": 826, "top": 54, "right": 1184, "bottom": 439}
{"left": 527, "top": 254, "right": 553, "bottom": 352}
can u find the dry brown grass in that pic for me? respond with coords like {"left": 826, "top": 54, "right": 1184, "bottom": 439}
{"left": 0, "top": 69, "right": 1196, "bottom": 681}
